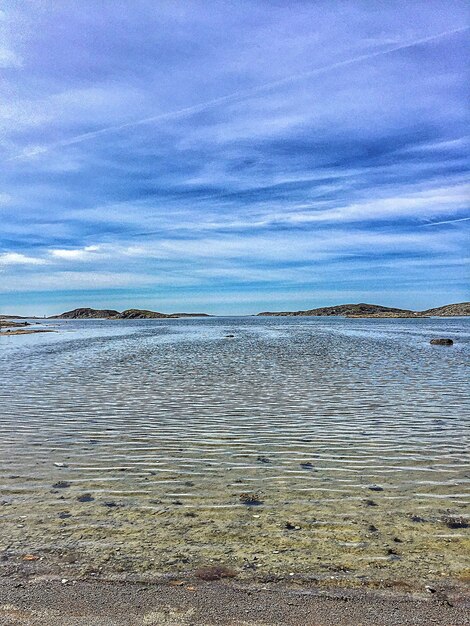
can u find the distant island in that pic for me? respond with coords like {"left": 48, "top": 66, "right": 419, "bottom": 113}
{"left": 257, "top": 302, "right": 470, "bottom": 317}
{"left": 1, "top": 303, "right": 469, "bottom": 325}
{"left": 49, "top": 308, "right": 212, "bottom": 319}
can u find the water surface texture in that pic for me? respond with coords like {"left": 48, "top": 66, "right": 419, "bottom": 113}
{"left": 0, "top": 317, "right": 469, "bottom": 587}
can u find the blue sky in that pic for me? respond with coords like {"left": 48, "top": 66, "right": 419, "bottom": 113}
{"left": 0, "top": 1, "right": 468, "bottom": 315}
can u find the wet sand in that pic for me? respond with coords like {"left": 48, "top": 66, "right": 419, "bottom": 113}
{"left": 0, "top": 577, "right": 469, "bottom": 626}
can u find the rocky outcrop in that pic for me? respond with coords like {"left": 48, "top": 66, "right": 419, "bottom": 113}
{"left": 119, "top": 309, "right": 173, "bottom": 319}
{"left": 50, "top": 308, "right": 120, "bottom": 319}
{"left": 50, "top": 308, "right": 211, "bottom": 319}
{"left": 421, "top": 303, "right": 470, "bottom": 317}
{"left": 430, "top": 338, "right": 453, "bottom": 345}
{"left": 257, "top": 303, "right": 415, "bottom": 317}
{"left": 257, "top": 302, "right": 470, "bottom": 317}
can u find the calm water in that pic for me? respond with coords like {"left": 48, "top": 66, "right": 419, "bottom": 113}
{"left": 0, "top": 316, "right": 469, "bottom": 587}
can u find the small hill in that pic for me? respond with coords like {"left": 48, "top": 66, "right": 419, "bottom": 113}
{"left": 420, "top": 302, "right": 470, "bottom": 316}
{"left": 119, "top": 309, "right": 173, "bottom": 319}
{"left": 170, "top": 313, "right": 212, "bottom": 317}
{"left": 257, "top": 303, "right": 414, "bottom": 317}
{"left": 51, "top": 308, "right": 120, "bottom": 319}
{"left": 50, "top": 308, "right": 212, "bottom": 319}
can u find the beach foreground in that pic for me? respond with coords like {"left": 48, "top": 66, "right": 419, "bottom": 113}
{"left": 1, "top": 577, "right": 469, "bottom": 626}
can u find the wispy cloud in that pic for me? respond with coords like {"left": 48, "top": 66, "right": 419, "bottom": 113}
{"left": 0, "top": 1, "right": 468, "bottom": 314}
{"left": 6, "top": 26, "right": 468, "bottom": 162}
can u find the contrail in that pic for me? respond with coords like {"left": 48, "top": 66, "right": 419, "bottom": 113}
{"left": 7, "top": 26, "right": 468, "bottom": 162}
{"left": 422, "top": 216, "right": 470, "bottom": 226}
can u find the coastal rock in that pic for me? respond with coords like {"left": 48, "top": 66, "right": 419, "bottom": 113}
{"left": 430, "top": 338, "right": 453, "bottom": 346}
{"left": 422, "top": 302, "right": 470, "bottom": 316}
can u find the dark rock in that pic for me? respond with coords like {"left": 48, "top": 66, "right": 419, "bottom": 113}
{"left": 225, "top": 334, "right": 235, "bottom": 338}
{"left": 239, "top": 492, "right": 263, "bottom": 506}
{"left": 363, "top": 499, "right": 378, "bottom": 507}
{"left": 430, "top": 338, "right": 453, "bottom": 345}
{"left": 52, "top": 481, "right": 71, "bottom": 489}
{"left": 368, "top": 524, "right": 378, "bottom": 532}
{"left": 284, "top": 521, "right": 300, "bottom": 530}
{"left": 299, "top": 461, "right": 314, "bottom": 470}
{"left": 58, "top": 512, "right": 72, "bottom": 519}
{"left": 257, "top": 456, "right": 272, "bottom": 464}
{"left": 368, "top": 485, "right": 384, "bottom": 492}
{"left": 443, "top": 516, "right": 468, "bottom": 529}
{"left": 76, "top": 494, "right": 94, "bottom": 502}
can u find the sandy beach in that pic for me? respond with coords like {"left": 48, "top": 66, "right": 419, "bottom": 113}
{"left": 1, "top": 577, "right": 469, "bottom": 626}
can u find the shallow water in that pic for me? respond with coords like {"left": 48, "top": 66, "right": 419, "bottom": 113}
{"left": 0, "top": 316, "right": 469, "bottom": 586}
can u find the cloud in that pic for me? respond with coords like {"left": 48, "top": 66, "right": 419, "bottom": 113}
{"left": 0, "top": 46, "right": 21, "bottom": 68}
{"left": 0, "top": 252, "right": 46, "bottom": 266}
{"left": 6, "top": 26, "right": 468, "bottom": 162}
{"left": 0, "top": 1, "right": 468, "bottom": 312}
{"left": 49, "top": 245, "right": 102, "bottom": 261}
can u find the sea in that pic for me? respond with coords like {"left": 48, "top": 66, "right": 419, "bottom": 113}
{"left": 0, "top": 316, "right": 468, "bottom": 586}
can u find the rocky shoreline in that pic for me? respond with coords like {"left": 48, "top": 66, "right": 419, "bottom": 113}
{"left": 0, "top": 320, "right": 55, "bottom": 336}
{"left": 1, "top": 575, "right": 468, "bottom": 626}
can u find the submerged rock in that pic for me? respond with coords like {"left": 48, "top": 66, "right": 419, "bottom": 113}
{"left": 239, "top": 492, "right": 263, "bottom": 506}
{"left": 430, "top": 338, "right": 453, "bottom": 345}
{"left": 284, "top": 521, "right": 301, "bottom": 530}
{"left": 443, "top": 515, "right": 468, "bottom": 529}
{"left": 76, "top": 494, "right": 94, "bottom": 502}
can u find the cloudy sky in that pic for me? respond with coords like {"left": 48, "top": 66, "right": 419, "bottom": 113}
{"left": 1, "top": 1, "right": 468, "bottom": 315}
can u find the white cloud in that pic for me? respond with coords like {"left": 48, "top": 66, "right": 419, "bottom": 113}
{"left": 0, "top": 46, "right": 21, "bottom": 68}
{"left": 0, "top": 252, "right": 46, "bottom": 265}
{"left": 49, "top": 245, "right": 102, "bottom": 261}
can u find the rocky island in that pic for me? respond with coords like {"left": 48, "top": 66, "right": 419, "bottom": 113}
{"left": 49, "top": 307, "right": 211, "bottom": 319}
{"left": 257, "top": 302, "right": 470, "bottom": 317}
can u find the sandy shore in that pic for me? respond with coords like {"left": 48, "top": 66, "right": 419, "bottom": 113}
{"left": 0, "top": 577, "right": 469, "bottom": 626}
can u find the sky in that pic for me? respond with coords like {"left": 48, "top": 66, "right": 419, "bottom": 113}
{"left": 0, "top": 1, "right": 468, "bottom": 316}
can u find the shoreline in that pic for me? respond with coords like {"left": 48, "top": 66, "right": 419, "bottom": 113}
{"left": 1, "top": 576, "right": 469, "bottom": 626}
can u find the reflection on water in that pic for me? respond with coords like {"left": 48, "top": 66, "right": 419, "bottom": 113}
{"left": 0, "top": 316, "right": 469, "bottom": 586}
